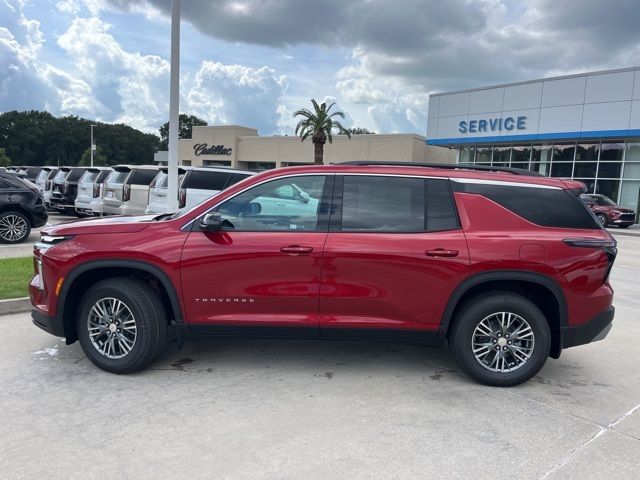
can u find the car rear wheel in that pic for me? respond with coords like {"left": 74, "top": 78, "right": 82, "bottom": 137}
{"left": 450, "top": 292, "right": 551, "bottom": 386}
{"left": 0, "top": 211, "right": 31, "bottom": 244}
{"left": 77, "top": 277, "right": 167, "bottom": 373}
{"left": 596, "top": 213, "right": 608, "bottom": 227}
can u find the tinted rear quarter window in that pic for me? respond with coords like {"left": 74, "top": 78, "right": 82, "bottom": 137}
{"left": 185, "top": 171, "right": 232, "bottom": 190}
{"left": 452, "top": 181, "right": 599, "bottom": 229}
{"left": 127, "top": 169, "right": 158, "bottom": 186}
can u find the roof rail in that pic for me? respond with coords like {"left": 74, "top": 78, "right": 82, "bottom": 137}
{"left": 338, "top": 161, "right": 544, "bottom": 177}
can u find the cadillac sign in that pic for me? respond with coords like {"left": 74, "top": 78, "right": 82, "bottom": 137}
{"left": 193, "top": 143, "right": 233, "bottom": 156}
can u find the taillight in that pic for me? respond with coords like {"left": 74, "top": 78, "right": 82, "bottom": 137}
{"left": 179, "top": 187, "right": 186, "bottom": 208}
{"left": 123, "top": 183, "right": 131, "bottom": 201}
{"left": 563, "top": 238, "right": 618, "bottom": 282}
{"left": 63, "top": 181, "right": 69, "bottom": 194}
{"left": 45, "top": 180, "right": 51, "bottom": 190}
{"left": 93, "top": 182, "right": 100, "bottom": 198}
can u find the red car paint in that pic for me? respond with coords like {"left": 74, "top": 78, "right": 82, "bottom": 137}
{"left": 30, "top": 164, "right": 615, "bottom": 358}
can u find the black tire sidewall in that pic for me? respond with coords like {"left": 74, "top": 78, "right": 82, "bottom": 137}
{"left": 77, "top": 279, "right": 165, "bottom": 373}
{"left": 0, "top": 211, "right": 31, "bottom": 244}
{"left": 451, "top": 293, "right": 551, "bottom": 387}
{"left": 596, "top": 214, "right": 608, "bottom": 227}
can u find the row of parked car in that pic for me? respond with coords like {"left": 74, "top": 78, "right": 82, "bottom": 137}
{"left": 0, "top": 164, "right": 254, "bottom": 243}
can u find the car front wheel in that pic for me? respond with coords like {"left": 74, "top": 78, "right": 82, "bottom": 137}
{"left": 0, "top": 211, "right": 31, "bottom": 244}
{"left": 77, "top": 277, "right": 167, "bottom": 373}
{"left": 450, "top": 292, "right": 551, "bottom": 386}
{"left": 596, "top": 213, "right": 608, "bottom": 227}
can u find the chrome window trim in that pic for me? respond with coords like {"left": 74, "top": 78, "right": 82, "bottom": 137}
{"left": 451, "top": 177, "right": 561, "bottom": 190}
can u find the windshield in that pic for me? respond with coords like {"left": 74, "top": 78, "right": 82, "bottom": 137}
{"left": 593, "top": 195, "right": 616, "bottom": 206}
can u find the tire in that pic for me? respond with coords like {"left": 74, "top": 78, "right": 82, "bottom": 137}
{"left": 450, "top": 292, "right": 551, "bottom": 387}
{"left": 0, "top": 211, "right": 31, "bottom": 244}
{"left": 77, "top": 277, "right": 168, "bottom": 374}
{"left": 596, "top": 213, "right": 608, "bottom": 227}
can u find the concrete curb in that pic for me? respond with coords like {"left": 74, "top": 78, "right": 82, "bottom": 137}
{"left": 0, "top": 297, "right": 31, "bottom": 316}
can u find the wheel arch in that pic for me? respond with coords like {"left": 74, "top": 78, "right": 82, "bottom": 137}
{"left": 441, "top": 271, "right": 568, "bottom": 358}
{"left": 58, "top": 259, "right": 183, "bottom": 344}
{"left": 0, "top": 204, "right": 34, "bottom": 225}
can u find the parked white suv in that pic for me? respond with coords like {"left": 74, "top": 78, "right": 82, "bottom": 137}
{"left": 75, "top": 167, "right": 111, "bottom": 217}
{"left": 145, "top": 166, "right": 254, "bottom": 214}
{"left": 102, "top": 165, "right": 159, "bottom": 215}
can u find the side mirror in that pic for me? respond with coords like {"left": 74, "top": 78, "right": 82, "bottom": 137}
{"left": 200, "top": 212, "right": 223, "bottom": 231}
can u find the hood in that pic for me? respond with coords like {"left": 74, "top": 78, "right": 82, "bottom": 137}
{"left": 42, "top": 215, "right": 156, "bottom": 236}
{"left": 594, "top": 205, "right": 634, "bottom": 213}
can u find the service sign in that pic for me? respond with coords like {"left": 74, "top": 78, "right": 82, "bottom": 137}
{"left": 459, "top": 115, "right": 527, "bottom": 134}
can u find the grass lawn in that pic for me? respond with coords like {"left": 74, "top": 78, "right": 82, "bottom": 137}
{"left": 0, "top": 257, "right": 34, "bottom": 300}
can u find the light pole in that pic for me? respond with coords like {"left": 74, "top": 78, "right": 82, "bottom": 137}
{"left": 166, "top": 0, "right": 180, "bottom": 211}
{"left": 90, "top": 124, "right": 97, "bottom": 167}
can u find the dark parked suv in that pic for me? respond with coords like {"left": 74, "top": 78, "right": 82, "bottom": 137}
{"left": 50, "top": 167, "right": 88, "bottom": 215}
{"left": 0, "top": 171, "right": 48, "bottom": 243}
{"left": 30, "top": 162, "right": 615, "bottom": 386}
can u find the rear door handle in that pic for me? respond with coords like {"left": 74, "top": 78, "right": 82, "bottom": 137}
{"left": 426, "top": 249, "right": 459, "bottom": 258}
{"left": 280, "top": 245, "right": 314, "bottom": 255}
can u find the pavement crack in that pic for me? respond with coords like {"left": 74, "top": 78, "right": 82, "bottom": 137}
{"left": 536, "top": 401, "right": 640, "bottom": 479}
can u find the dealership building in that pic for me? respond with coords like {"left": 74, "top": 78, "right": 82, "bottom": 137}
{"left": 427, "top": 66, "right": 640, "bottom": 215}
{"left": 155, "top": 125, "right": 454, "bottom": 170}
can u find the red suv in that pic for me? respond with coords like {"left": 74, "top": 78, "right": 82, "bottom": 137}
{"left": 580, "top": 194, "right": 636, "bottom": 228}
{"left": 30, "top": 163, "right": 616, "bottom": 386}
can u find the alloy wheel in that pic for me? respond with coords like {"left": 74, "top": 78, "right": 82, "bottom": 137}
{"left": 87, "top": 297, "right": 137, "bottom": 359}
{"left": 471, "top": 312, "right": 535, "bottom": 373}
{"left": 0, "top": 214, "right": 28, "bottom": 242}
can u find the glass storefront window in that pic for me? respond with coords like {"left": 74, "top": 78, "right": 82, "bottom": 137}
{"left": 595, "top": 180, "right": 620, "bottom": 202}
{"left": 459, "top": 147, "right": 473, "bottom": 164}
{"left": 623, "top": 162, "right": 640, "bottom": 179}
{"left": 597, "top": 162, "right": 622, "bottom": 179}
{"left": 550, "top": 162, "right": 573, "bottom": 177}
{"left": 580, "top": 179, "right": 596, "bottom": 194}
{"left": 599, "top": 142, "right": 624, "bottom": 161}
{"left": 532, "top": 145, "right": 552, "bottom": 163}
{"left": 552, "top": 143, "right": 576, "bottom": 162}
{"left": 492, "top": 147, "right": 510, "bottom": 166}
{"left": 625, "top": 143, "right": 640, "bottom": 162}
{"left": 575, "top": 143, "right": 599, "bottom": 162}
{"left": 512, "top": 146, "right": 531, "bottom": 165}
{"left": 573, "top": 162, "right": 598, "bottom": 178}
{"left": 475, "top": 147, "right": 492, "bottom": 164}
{"left": 619, "top": 180, "right": 640, "bottom": 214}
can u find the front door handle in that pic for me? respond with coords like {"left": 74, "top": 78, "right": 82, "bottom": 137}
{"left": 280, "top": 245, "right": 314, "bottom": 255}
{"left": 426, "top": 248, "right": 459, "bottom": 258}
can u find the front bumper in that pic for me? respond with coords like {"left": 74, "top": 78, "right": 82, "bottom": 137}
{"left": 31, "top": 308, "right": 65, "bottom": 338}
{"left": 561, "top": 306, "right": 614, "bottom": 349}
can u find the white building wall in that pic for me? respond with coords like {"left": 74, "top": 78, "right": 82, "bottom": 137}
{"left": 427, "top": 66, "right": 640, "bottom": 145}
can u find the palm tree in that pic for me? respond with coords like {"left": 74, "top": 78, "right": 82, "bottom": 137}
{"left": 294, "top": 100, "right": 351, "bottom": 164}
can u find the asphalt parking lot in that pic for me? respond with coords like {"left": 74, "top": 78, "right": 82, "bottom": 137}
{"left": 1, "top": 228, "right": 639, "bottom": 478}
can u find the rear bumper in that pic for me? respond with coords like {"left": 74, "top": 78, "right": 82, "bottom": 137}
{"left": 31, "top": 308, "right": 65, "bottom": 338}
{"left": 561, "top": 306, "right": 614, "bottom": 349}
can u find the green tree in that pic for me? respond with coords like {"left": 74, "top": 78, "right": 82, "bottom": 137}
{"left": 0, "top": 110, "right": 160, "bottom": 166}
{"left": 294, "top": 100, "right": 350, "bottom": 165}
{"left": 79, "top": 146, "right": 109, "bottom": 166}
{"left": 159, "top": 114, "right": 208, "bottom": 150}
{"left": 344, "top": 127, "right": 375, "bottom": 135}
{"left": 0, "top": 148, "right": 11, "bottom": 167}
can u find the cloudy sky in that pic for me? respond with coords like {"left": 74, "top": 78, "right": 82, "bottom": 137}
{"left": 2, "top": 0, "right": 640, "bottom": 136}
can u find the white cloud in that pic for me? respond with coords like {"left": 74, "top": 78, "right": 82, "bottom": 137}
{"left": 184, "top": 61, "right": 288, "bottom": 134}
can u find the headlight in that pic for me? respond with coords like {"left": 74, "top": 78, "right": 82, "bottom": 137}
{"left": 35, "top": 234, "right": 74, "bottom": 255}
